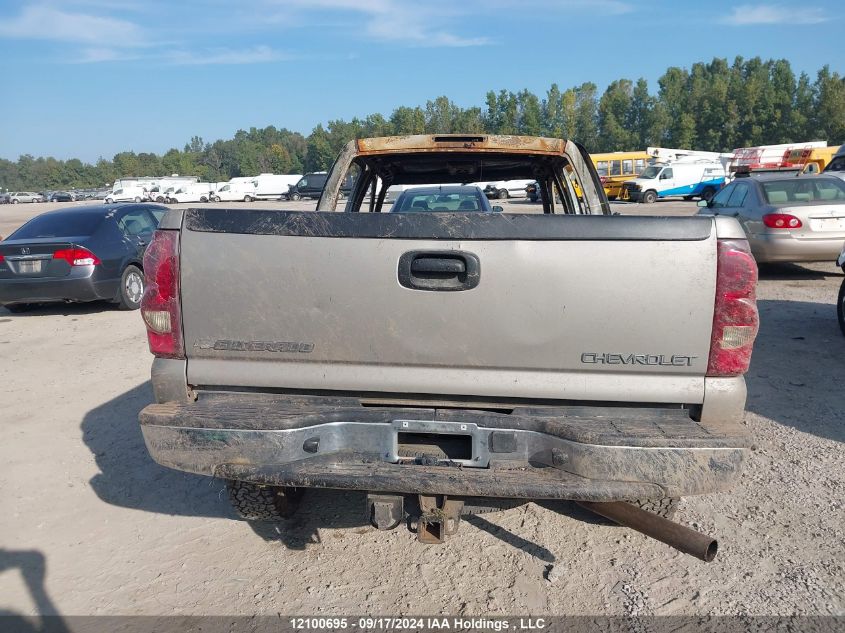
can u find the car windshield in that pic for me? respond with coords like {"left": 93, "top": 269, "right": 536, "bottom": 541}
{"left": 761, "top": 178, "right": 845, "bottom": 205}
{"left": 10, "top": 212, "right": 103, "bottom": 238}
{"left": 639, "top": 166, "right": 661, "bottom": 179}
{"left": 393, "top": 189, "right": 488, "bottom": 212}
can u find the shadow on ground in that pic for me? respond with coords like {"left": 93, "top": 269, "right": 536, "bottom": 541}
{"left": 757, "top": 262, "right": 843, "bottom": 281}
{"left": 0, "top": 549, "right": 69, "bottom": 632}
{"left": 0, "top": 301, "right": 117, "bottom": 318}
{"left": 81, "top": 382, "right": 369, "bottom": 547}
{"left": 746, "top": 299, "right": 844, "bottom": 443}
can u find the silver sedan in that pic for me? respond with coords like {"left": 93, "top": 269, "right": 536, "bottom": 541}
{"left": 698, "top": 175, "right": 845, "bottom": 263}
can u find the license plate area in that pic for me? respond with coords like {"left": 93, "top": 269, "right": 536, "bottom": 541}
{"left": 16, "top": 259, "right": 44, "bottom": 274}
{"left": 809, "top": 217, "right": 845, "bottom": 231}
{"left": 391, "top": 420, "right": 489, "bottom": 467}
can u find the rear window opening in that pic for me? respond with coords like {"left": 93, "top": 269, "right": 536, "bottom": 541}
{"left": 10, "top": 213, "right": 103, "bottom": 239}
{"left": 397, "top": 432, "right": 472, "bottom": 461}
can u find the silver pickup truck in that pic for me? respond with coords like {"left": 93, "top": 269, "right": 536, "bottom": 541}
{"left": 138, "top": 135, "right": 759, "bottom": 559}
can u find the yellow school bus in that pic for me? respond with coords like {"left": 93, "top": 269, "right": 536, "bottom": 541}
{"left": 592, "top": 151, "right": 650, "bottom": 199}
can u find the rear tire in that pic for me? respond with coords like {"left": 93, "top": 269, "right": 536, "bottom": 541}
{"left": 701, "top": 187, "right": 716, "bottom": 203}
{"left": 134, "top": 196, "right": 141, "bottom": 202}
{"left": 243, "top": 195, "right": 253, "bottom": 202}
{"left": 200, "top": 196, "right": 208, "bottom": 202}
{"left": 631, "top": 497, "right": 680, "bottom": 520}
{"left": 226, "top": 480, "right": 303, "bottom": 521}
{"left": 497, "top": 189, "right": 509, "bottom": 199}
{"left": 642, "top": 190, "right": 658, "bottom": 204}
{"left": 117, "top": 265, "right": 144, "bottom": 311}
{"left": 105, "top": 198, "right": 113, "bottom": 204}
{"left": 837, "top": 278, "right": 845, "bottom": 337}
{"left": 288, "top": 192, "right": 301, "bottom": 201}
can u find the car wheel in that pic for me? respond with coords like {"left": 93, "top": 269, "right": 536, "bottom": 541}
{"left": 200, "top": 196, "right": 208, "bottom": 203}
{"left": 133, "top": 196, "right": 141, "bottom": 203}
{"left": 105, "top": 198, "right": 113, "bottom": 204}
{"left": 701, "top": 187, "right": 716, "bottom": 203}
{"left": 497, "top": 189, "right": 509, "bottom": 199}
{"left": 288, "top": 192, "right": 301, "bottom": 201}
{"left": 243, "top": 195, "right": 253, "bottom": 202}
{"left": 683, "top": 195, "right": 694, "bottom": 201}
{"left": 212, "top": 196, "right": 221, "bottom": 202}
{"left": 837, "top": 278, "right": 845, "bottom": 337}
{"left": 631, "top": 497, "right": 680, "bottom": 520}
{"left": 117, "top": 265, "right": 144, "bottom": 311}
{"left": 338, "top": 191, "right": 346, "bottom": 200}
{"left": 226, "top": 480, "right": 303, "bottom": 521}
{"left": 642, "top": 190, "right": 658, "bottom": 204}
{"left": 5, "top": 303, "right": 35, "bottom": 314}
{"left": 12, "top": 199, "right": 19, "bottom": 204}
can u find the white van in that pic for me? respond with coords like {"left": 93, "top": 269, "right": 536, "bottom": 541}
{"left": 822, "top": 144, "right": 845, "bottom": 181}
{"left": 623, "top": 162, "right": 726, "bottom": 203}
{"left": 213, "top": 181, "right": 257, "bottom": 202}
{"left": 252, "top": 174, "right": 302, "bottom": 200}
{"left": 104, "top": 186, "right": 146, "bottom": 204}
{"left": 167, "top": 183, "right": 214, "bottom": 204}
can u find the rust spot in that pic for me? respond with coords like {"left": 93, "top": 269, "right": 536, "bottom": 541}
{"left": 356, "top": 134, "right": 565, "bottom": 156}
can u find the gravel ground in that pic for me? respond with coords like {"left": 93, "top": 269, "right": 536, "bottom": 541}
{"left": 1, "top": 198, "right": 843, "bottom": 618}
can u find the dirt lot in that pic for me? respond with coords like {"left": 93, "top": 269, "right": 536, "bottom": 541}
{"left": 1, "top": 198, "right": 843, "bottom": 618}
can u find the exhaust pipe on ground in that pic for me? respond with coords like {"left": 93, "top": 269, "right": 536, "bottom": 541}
{"left": 577, "top": 500, "right": 718, "bottom": 562}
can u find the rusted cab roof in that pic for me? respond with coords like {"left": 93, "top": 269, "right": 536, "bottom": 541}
{"left": 356, "top": 135, "right": 566, "bottom": 156}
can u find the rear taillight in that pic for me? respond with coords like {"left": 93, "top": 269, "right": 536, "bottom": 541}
{"left": 707, "top": 239, "right": 759, "bottom": 377}
{"left": 141, "top": 230, "right": 184, "bottom": 359}
{"left": 763, "top": 213, "right": 802, "bottom": 229}
{"left": 53, "top": 247, "right": 101, "bottom": 266}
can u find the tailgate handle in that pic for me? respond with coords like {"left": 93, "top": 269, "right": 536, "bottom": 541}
{"left": 398, "top": 250, "right": 480, "bottom": 292}
{"left": 411, "top": 257, "right": 465, "bottom": 275}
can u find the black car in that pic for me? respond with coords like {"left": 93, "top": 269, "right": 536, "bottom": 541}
{"left": 0, "top": 203, "right": 167, "bottom": 312}
{"left": 49, "top": 191, "right": 74, "bottom": 202}
{"left": 286, "top": 172, "right": 354, "bottom": 201}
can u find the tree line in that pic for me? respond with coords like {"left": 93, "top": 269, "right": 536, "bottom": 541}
{"left": 2, "top": 56, "right": 843, "bottom": 191}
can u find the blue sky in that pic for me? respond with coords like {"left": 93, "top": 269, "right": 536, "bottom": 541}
{"left": 0, "top": 0, "right": 842, "bottom": 162}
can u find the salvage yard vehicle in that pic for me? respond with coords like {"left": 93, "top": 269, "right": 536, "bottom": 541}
{"left": 698, "top": 174, "right": 845, "bottom": 263}
{"left": 104, "top": 186, "right": 145, "bottom": 204}
{"left": 9, "top": 191, "right": 43, "bottom": 204}
{"left": 390, "top": 185, "right": 500, "bottom": 213}
{"left": 0, "top": 203, "right": 167, "bottom": 312}
{"left": 481, "top": 179, "right": 534, "bottom": 199}
{"left": 592, "top": 151, "right": 649, "bottom": 200}
{"left": 823, "top": 144, "right": 845, "bottom": 181}
{"left": 623, "top": 161, "right": 725, "bottom": 203}
{"left": 167, "top": 183, "right": 214, "bottom": 204}
{"left": 138, "top": 134, "right": 759, "bottom": 561}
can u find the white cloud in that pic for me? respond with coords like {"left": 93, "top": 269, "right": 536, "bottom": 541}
{"left": 269, "top": 0, "right": 492, "bottom": 47}
{"left": 166, "top": 45, "right": 292, "bottom": 65}
{"left": 0, "top": 4, "right": 147, "bottom": 46}
{"left": 721, "top": 4, "right": 829, "bottom": 25}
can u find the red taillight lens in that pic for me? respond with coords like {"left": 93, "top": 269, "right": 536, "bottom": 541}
{"left": 53, "top": 247, "right": 101, "bottom": 266}
{"left": 141, "top": 230, "right": 184, "bottom": 359}
{"left": 763, "top": 213, "right": 802, "bottom": 229}
{"left": 707, "top": 239, "right": 759, "bottom": 377}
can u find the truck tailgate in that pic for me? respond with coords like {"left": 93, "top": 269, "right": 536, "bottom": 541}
{"left": 180, "top": 209, "right": 716, "bottom": 404}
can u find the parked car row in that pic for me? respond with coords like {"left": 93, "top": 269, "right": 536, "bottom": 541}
{"left": 0, "top": 189, "right": 111, "bottom": 204}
